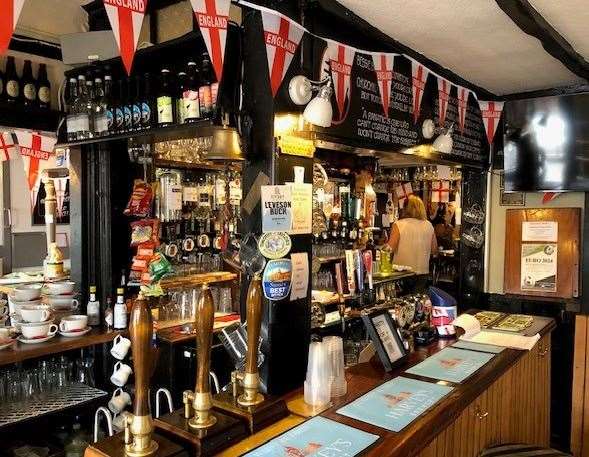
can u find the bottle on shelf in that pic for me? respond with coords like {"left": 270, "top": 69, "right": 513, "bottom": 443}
{"left": 22, "top": 60, "right": 37, "bottom": 107}
{"left": 115, "top": 79, "right": 125, "bottom": 134}
{"left": 176, "top": 71, "right": 187, "bottom": 124}
{"left": 86, "top": 285, "right": 100, "bottom": 327}
{"left": 124, "top": 77, "right": 133, "bottom": 133}
{"left": 157, "top": 68, "right": 175, "bottom": 126}
{"left": 93, "top": 76, "right": 108, "bottom": 137}
{"left": 132, "top": 75, "right": 142, "bottom": 131}
{"left": 104, "top": 296, "right": 114, "bottom": 330}
{"left": 141, "top": 72, "right": 154, "bottom": 129}
{"left": 5, "top": 56, "right": 20, "bottom": 104}
{"left": 104, "top": 74, "right": 115, "bottom": 134}
{"left": 37, "top": 63, "right": 51, "bottom": 109}
{"left": 66, "top": 77, "right": 79, "bottom": 142}
{"left": 113, "top": 287, "right": 127, "bottom": 329}
{"left": 199, "top": 56, "right": 212, "bottom": 118}
{"left": 184, "top": 61, "right": 201, "bottom": 122}
{"left": 83, "top": 77, "right": 95, "bottom": 138}
{"left": 74, "top": 75, "right": 90, "bottom": 140}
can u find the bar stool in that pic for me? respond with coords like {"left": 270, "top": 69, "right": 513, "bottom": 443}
{"left": 478, "top": 444, "right": 571, "bottom": 456}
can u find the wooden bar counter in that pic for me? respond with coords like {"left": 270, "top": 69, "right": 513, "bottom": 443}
{"left": 218, "top": 316, "right": 554, "bottom": 457}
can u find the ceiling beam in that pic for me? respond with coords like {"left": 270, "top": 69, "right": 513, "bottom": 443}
{"left": 496, "top": 0, "right": 589, "bottom": 81}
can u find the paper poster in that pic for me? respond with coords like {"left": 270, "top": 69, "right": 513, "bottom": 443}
{"left": 290, "top": 183, "right": 312, "bottom": 234}
{"left": 261, "top": 185, "right": 292, "bottom": 232}
{"left": 521, "top": 243, "right": 557, "bottom": 292}
{"left": 290, "top": 252, "right": 309, "bottom": 301}
{"left": 405, "top": 347, "right": 494, "bottom": 383}
{"left": 262, "top": 259, "right": 292, "bottom": 301}
{"left": 243, "top": 416, "right": 379, "bottom": 457}
{"left": 337, "top": 377, "right": 453, "bottom": 432}
{"left": 522, "top": 221, "right": 558, "bottom": 242}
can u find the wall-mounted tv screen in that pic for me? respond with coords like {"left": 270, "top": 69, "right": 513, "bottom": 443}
{"left": 504, "top": 93, "right": 589, "bottom": 192}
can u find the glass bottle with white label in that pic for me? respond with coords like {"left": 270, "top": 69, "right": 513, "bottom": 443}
{"left": 113, "top": 288, "right": 127, "bottom": 330}
{"left": 66, "top": 77, "right": 79, "bottom": 142}
{"left": 157, "top": 68, "right": 175, "bottom": 126}
{"left": 37, "top": 63, "right": 51, "bottom": 109}
{"left": 74, "top": 75, "right": 90, "bottom": 140}
{"left": 184, "top": 61, "right": 201, "bottom": 122}
{"left": 86, "top": 285, "right": 100, "bottom": 326}
{"left": 93, "top": 77, "right": 108, "bottom": 137}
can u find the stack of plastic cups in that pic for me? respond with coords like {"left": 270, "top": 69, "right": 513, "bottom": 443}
{"left": 324, "top": 336, "right": 347, "bottom": 398}
{"left": 304, "top": 341, "right": 332, "bottom": 407}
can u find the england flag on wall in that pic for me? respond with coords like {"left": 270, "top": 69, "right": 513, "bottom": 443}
{"left": 478, "top": 100, "right": 504, "bottom": 145}
{"left": 371, "top": 53, "right": 395, "bottom": 118}
{"left": 411, "top": 60, "right": 429, "bottom": 124}
{"left": 437, "top": 77, "right": 451, "bottom": 127}
{"left": 323, "top": 39, "right": 356, "bottom": 121}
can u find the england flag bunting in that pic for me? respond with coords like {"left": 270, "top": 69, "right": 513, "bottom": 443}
{"left": 14, "top": 131, "right": 57, "bottom": 208}
{"left": 102, "top": 0, "right": 148, "bottom": 75}
{"left": 323, "top": 39, "right": 356, "bottom": 121}
{"left": 371, "top": 53, "right": 395, "bottom": 118}
{"left": 411, "top": 60, "right": 429, "bottom": 124}
{"left": 54, "top": 177, "right": 68, "bottom": 218}
{"left": 190, "top": 0, "right": 230, "bottom": 83}
{"left": 477, "top": 100, "right": 504, "bottom": 145}
{"left": 260, "top": 8, "right": 305, "bottom": 97}
{"left": 456, "top": 86, "right": 471, "bottom": 134}
{"left": 0, "top": 131, "right": 17, "bottom": 161}
{"left": 0, "top": 0, "right": 25, "bottom": 55}
{"left": 437, "top": 77, "right": 451, "bottom": 127}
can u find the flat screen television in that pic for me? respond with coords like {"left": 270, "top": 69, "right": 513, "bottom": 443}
{"left": 504, "top": 93, "right": 589, "bottom": 192}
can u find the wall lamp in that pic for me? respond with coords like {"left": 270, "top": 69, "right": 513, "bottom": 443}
{"left": 422, "top": 119, "right": 454, "bottom": 154}
{"left": 288, "top": 75, "right": 333, "bottom": 128}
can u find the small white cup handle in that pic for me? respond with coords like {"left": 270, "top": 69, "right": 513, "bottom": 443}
{"left": 59, "top": 321, "right": 67, "bottom": 332}
{"left": 41, "top": 309, "right": 51, "bottom": 321}
{"left": 113, "top": 361, "right": 122, "bottom": 373}
{"left": 113, "top": 387, "right": 123, "bottom": 398}
{"left": 48, "top": 324, "right": 58, "bottom": 336}
{"left": 113, "top": 335, "right": 121, "bottom": 345}
{"left": 71, "top": 299, "right": 80, "bottom": 310}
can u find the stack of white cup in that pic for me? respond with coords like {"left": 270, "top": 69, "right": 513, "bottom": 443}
{"left": 324, "top": 336, "right": 347, "bottom": 398}
{"left": 304, "top": 341, "right": 332, "bottom": 407}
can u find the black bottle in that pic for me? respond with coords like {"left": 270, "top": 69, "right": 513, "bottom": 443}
{"left": 132, "top": 75, "right": 142, "bottom": 131}
{"left": 184, "top": 61, "right": 201, "bottom": 122}
{"left": 199, "top": 56, "right": 212, "bottom": 118}
{"left": 5, "top": 56, "right": 20, "bottom": 104}
{"left": 104, "top": 74, "right": 114, "bottom": 134}
{"left": 176, "top": 71, "right": 187, "bottom": 124}
{"left": 115, "top": 79, "right": 125, "bottom": 133}
{"left": 37, "top": 63, "right": 51, "bottom": 109}
{"left": 124, "top": 77, "right": 133, "bottom": 132}
{"left": 141, "top": 73, "right": 153, "bottom": 129}
{"left": 22, "top": 60, "right": 36, "bottom": 107}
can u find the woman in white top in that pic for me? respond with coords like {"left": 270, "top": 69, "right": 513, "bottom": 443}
{"left": 388, "top": 195, "right": 437, "bottom": 282}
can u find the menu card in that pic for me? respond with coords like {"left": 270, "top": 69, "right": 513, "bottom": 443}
{"left": 405, "top": 347, "right": 494, "bottom": 383}
{"left": 243, "top": 416, "right": 379, "bottom": 457}
{"left": 337, "top": 377, "right": 453, "bottom": 432}
{"left": 451, "top": 340, "right": 505, "bottom": 354}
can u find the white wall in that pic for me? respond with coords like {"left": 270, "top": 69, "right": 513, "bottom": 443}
{"left": 486, "top": 171, "right": 585, "bottom": 294}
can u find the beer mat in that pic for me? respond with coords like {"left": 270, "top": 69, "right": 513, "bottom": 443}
{"left": 242, "top": 416, "right": 379, "bottom": 456}
{"left": 491, "top": 314, "right": 533, "bottom": 332}
{"left": 336, "top": 377, "right": 454, "bottom": 432}
{"left": 473, "top": 311, "right": 506, "bottom": 328}
{"left": 451, "top": 340, "right": 505, "bottom": 354}
{"left": 405, "top": 347, "right": 495, "bottom": 383}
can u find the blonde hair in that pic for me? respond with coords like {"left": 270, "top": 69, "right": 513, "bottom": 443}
{"left": 402, "top": 195, "right": 427, "bottom": 220}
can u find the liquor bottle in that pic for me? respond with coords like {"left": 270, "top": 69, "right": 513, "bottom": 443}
{"left": 176, "top": 71, "right": 187, "bottom": 124}
{"left": 93, "top": 77, "right": 108, "bottom": 136}
{"left": 184, "top": 61, "right": 201, "bottom": 122}
{"left": 199, "top": 56, "right": 212, "bottom": 118}
{"left": 5, "top": 56, "right": 20, "bottom": 104}
{"left": 86, "top": 285, "right": 100, "bottom": 326}
{"left": 113, "top": 288, "right": 127, "bottom": 329}
{"left": 203, "top": 53, "right": 219, "bottom": 113}
{"left": 37, "top": 63, "right": 51, "bottom": 109}
{"left": 141, "top": 72, "right": 154, "bottom": 129}
{"left": 104, "top": 296, "right": 114, "bottom": 330}
{"left": 22, "top": 60, "right": 37, "bottom": 107}
{"left": 132, "top": 75, "right": 142, "bottom": 131}
{"left": 74, "top": 75, "right": 90, "bottom": 140}
{"left": 104, "top": 74, "right": 115, "bottom": 134}
{"left": 66, "top": 77, "right": 79, "bottom": 142}
{"left": 115, "top": 79, "right": 125, "bottom": 133}
{"left": 157, "top": 68, "right": 175, "bottom": 126}
{"left": 83, "top": 77, "right": 95, "bottom": 138}
{"left": 124, "top": 77, "right": 133, "bottom": 132}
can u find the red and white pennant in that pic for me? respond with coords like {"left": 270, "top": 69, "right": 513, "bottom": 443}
{"left": 411, "top": 61, "right": 429, "bottom": 124}
{"left": 477, "top": 100, "right": 504, "bottom": 145}
{"left": 0, "top": 0, "right": 25, "bottom": 55}
{"left": 260, "top": 8, "right": 305, "bottom": 97}
{"left": 371, "top": 53, "right": 395, "bottom": 118}
{"left": 431, "top": 180, "right": 450, "bottom": 203}
{"left": 102, "top": 0, "right": 148, "bottom": 75}
{"left": 456, "top": 86, "right": 471, "bottom": 134}
{"left": 0, "top": 132, "right": 17, "bottom": 162}
{"left": 395, "top": 182, "right": 413, "bottom": 208}
{"left": 190, "top": 0, "right": 230, "bottom": 83}
{"left": 437, "top": 77, "right": 451, "bottom": 127}
{"left": 322, "top": 40, "right": 355, "bottom": 122}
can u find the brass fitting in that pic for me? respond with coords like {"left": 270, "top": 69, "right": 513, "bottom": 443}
{"left": 237, "top": 372, "right": 264, "bottom": 407}
{"left": 123, "top": 413, "right": 158, "bottom": 457}
{"left": 188, "top": 391, "right": 217, "bottom": 429}
{"left": 183, "top": 390, "right": 194, "bottom": 419}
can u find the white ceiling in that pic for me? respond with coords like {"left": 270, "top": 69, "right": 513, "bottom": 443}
{"left": 337, "top": 0, "right": 586, "bottom": 95}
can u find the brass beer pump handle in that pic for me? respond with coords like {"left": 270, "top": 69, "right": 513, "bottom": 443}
{"left": 129, "top": 295, "right": 153, "bottom": 417}
{"left": 245, "top": 274, "right": 263, "bottom": 375}
{"left": 195, "top": 284, "right": 215, "bottom": 395}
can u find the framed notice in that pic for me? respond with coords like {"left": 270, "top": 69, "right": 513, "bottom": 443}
{"left": 499, "top": 173, "right": 525, "bottom": 206}
{"left": 522, "top": 221, "right": 558, "bottom": 242}
{"left": 362, "top": 310, "right": 408, "bottom": 372}
{"left": 521, "top": 243, "right": 557, "bottom": 292}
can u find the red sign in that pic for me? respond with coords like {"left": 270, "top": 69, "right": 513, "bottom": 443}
{"left": 190, "top": 0, "right": 230, "bottom": 83}
{"left": 0, "top": 0, "right": 25, "bottom": 55}
{"left": 323, "top": 40, "right": 355, "bottom": 122}
{"left": 103, "top": 0, "right": 147, "bottom": 75}
{"left": 14, "top": 131, "right": 56, "bottom": 207}
{"left": 411, "top": 61, "right": 429, "bottom": 124}
{"left": 477, "top": 100, "right": 504, "bottom": 145}
{"left": 371, "top": 53, "right": 394, "bottom": 118}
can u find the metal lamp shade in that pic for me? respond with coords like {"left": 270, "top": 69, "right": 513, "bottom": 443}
{"left": 206, "top": 125, "right": 244, "bottom": 161}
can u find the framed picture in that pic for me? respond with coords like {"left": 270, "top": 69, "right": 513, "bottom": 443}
{"left": 499, "top": 173, "right": 525, "bottom": 207}
{"left": 361, "top": 310, "right": 408, "bottom": 372}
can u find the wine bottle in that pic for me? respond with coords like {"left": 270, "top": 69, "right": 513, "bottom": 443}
{"left": 176, "top": 71, "right": 187, "bottom": 124}
{"left": 22, "top": 60, "right": 36, "bottom": 107}
{"left": 5, "top": 56, "right": 20, "bottom": 104}
{"left": 141, "top": 72, "right": 154, "bottom": 129}
{"left": 184, "top": 61, "right": 201, "bottom": 122}
{"left": 124, "top": 77, "right": 133, "bottom": 132}
{"left": 37, "top": 63, "right": 51, "bottom": 109}
{"left": 199, "top": 56, "right": 212, "bottom": 118}
{"left": 104, "top": 74, "right": 115, "bottom": 134}
{"left": 157, "top": 68, "right": 175, "bottom": 126}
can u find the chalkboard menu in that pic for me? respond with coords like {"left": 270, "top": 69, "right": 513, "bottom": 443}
{"left": 308, "top": 41, "right": 489, "bottom": 166}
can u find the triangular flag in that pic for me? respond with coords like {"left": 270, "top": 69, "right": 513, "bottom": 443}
{"left": 456, "top": 86, "right": 471, "bottom": 134}
{"left": 478, "top": 100, "right": 504, "bottom": 145}
{"left": 190, "top": 0, "right": 230, "bottom": 83}
{"left": 260, "top": 8, "right": 305, "bottom": 97}
{"left": 0, "top": 131, "right": 17, "bottom": 161}
{"left": 323, "top": 39, "right": 355, "bottom": 121}
{"left": 0, "top": 0, "right": 25, "bottom": 55}
{"left": 411, "top": 60, "right": 429, "bottom": 124}
{"left": 437, "top": 77, "right": 451, "bottom": 127}
{"left": 371, "top": 53, "right": 395, "bottom": 118}
{"left": 102, "top": 0, "right": 148, "bottom": 75}
{"left": 542, "top": 192, "right": 560, "bottom": 204}
{"left": 54, "top": 177, "right": 68, "bottom": 218}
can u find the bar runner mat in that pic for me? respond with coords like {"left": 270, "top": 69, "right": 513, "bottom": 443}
{"left": 243, "top": 416, "right": 379, "bottom": 456}
{"left": 405, "top": 346, "right": 495, "bottom": 383}
{"left": 451, "top": 340, "right": 505, "bottom": 354}
{"left": 336, "top": 377, "right": 454, "bottom": 432}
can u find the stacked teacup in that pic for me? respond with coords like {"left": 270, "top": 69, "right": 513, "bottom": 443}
{"left": 18, "top": 301, "right": 57, "bottom": 343}
{"left": 8, "top": 284, "right": 43, "bottom": 319}
{"left": 109, "top": 334, "right": 132, "bottom": 432}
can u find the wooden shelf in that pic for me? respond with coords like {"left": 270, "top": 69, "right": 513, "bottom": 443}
{"left": 159, "top": 271, "right": 238, "bottom": 290}
{"left": 0, "top": 101, "right": 61, "bottom": 132}
{"left": 155, "top": 159, "right": 239, "bottom": 172}
{"left": 0, "top": 328, "right": 124, "bottom": 367}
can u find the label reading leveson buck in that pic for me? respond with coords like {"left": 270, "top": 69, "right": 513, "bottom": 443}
{"left": 157, "top": 96, "right": 173, "bottom": 124}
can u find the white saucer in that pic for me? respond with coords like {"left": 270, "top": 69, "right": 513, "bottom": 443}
{"left": 59, "top": 327, "right": 91, "bottom": 338}
{"left": 17, "top": 333, "right": 56, "bottom": 344}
